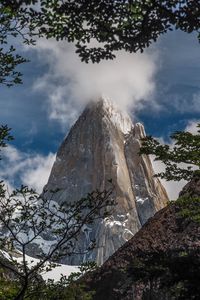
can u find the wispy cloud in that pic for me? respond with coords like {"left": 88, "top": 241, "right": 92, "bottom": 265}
{"left": 172, "top": 94, "right": 200, "bottom": 113}
{"left": 0, "top": 146, "right": 55, "bottom": 193}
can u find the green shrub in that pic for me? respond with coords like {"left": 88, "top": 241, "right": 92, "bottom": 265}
{"left": 175, "top": 197, "right": 200, "bottom": 223}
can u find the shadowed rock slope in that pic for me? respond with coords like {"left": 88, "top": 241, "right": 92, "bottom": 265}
{"left": 83, "top": 176, "right": 200, "bottom": 299}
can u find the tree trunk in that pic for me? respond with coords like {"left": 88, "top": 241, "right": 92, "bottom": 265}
{"left": 14, "top": 281, "right": 28, "bottom": 300}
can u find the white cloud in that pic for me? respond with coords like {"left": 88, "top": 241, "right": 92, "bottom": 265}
{"left": 21, "top": 154, "right": 55, "bottom": 193}
{"left": 191, "top": 93, "right": 200, "bottom": 112}
{"left": 0, "top": 145, "right": 55, "bottom": 193}
{"left": 31, "top": 39, "right": 159, "bottom": 128}
{"left": 152, "top": 159, "right": 186, "bottom": 200}
{"left": 151, "top": 119, "right": 199, "bottom": 200}
{"left": 171, "top": 96, "right": 200, "bottom": 114}
{"left": 185, "top": 119, "right": 200, "bottom": 134}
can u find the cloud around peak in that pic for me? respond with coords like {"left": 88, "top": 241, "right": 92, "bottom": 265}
{"left": 31, "top": 39, "right": 159, "bottom": 128}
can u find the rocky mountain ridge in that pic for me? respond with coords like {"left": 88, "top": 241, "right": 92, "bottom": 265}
{"left": 42, "top": 98, "right": 168, "bottom": 265}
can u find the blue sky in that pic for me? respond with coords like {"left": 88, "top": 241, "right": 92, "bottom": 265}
{"left": 0, "top": 30, "right": 199, "bottom": 197}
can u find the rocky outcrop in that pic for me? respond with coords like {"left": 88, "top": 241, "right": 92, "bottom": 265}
{"left": 83, "top": 187, "right": 200, "bottom": 299}
{"left": 179, "top": 173, "right": 200, "bottom": 198}
{"left": 43, "top": 98, "right": 168, "bottom": 265}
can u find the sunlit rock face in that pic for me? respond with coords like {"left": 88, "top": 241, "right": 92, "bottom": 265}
{"left": 43, "top": 97, "right": 168, "bottom": 265}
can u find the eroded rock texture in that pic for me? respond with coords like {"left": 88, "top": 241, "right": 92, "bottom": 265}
{"left": 83, "top": 184, "right": 200, "bottom": 299}
{"left": 43, "top": 98, "right": 168, "bottom": 265}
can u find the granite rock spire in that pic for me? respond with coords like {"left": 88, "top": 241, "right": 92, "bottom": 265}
{"left": 43, "top": 97, "right": 168, "bottom": 265}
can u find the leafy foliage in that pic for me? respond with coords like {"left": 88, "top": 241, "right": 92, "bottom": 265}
{"left": 130, "top": 249, "right": 200, "bottom": 299}
{"left": 175, "top": 196, "right": 200, "bottom": 224}
{"left": 0, "top": 125, "right": 13, "bottom": 157}
{"left": 0, "top": 0, "right": 199, "bottom": 85}
{"left": 0, "top": 263, "right": 96, "bottom": 300}
{"left": 138, "top": 123, "right": 200, "bottom": 297}
{"left": 0, "top": 125, "right": 114, "bottom": 299}
{"left": 140, "top": 123, "right": 200, "bottom": 181}
{"left": 0, "top": 270, "right": 19, "bottom": 300}
{"left": 32, "top": 0, "right": 200, "bottom": 63}
{"left": 0, "top": 1, "right": 36, "bottom": 86}
{"left": 35, "top": 264, "right": 96, "bottom": 300}
{"left": 0, "top": 46, "right": 27, "bottom": 86}
{"left": 0, "top": 184, "right": 113, "bottom": 299}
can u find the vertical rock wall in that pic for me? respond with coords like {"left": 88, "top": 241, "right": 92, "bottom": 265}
{"left": 43, "top": 98, "right": 168, "bottom": 265}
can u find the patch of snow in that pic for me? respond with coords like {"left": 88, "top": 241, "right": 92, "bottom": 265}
{"left": 136, "top": 196, "right": 149, "bottom": 204}
{"left": 104, "top": 213, "right": 131, "bottom": 229}
{"left": 134, "top": 122, "right": 146, "bottom": 139}
{"left": 42, "top": 264, "right": 79, "bottom": 281}
{"left": 0, "top": 250, "right": 12, "bottom": 260}
{"left": 16, "top": 252, "right": 79, "bottom": 281}
{"left": 122, "top": 229, "right": 134, "bottom": 241}
{"left": 1, "top": 250, "right": 79, "bottom": 281}
{"left": 117, "top": 214, "right": 126, "bottom": 220}
{"left": 122, "top": 219, "right": 129, "bottom": 226}
{"left": 104, "top": 218, "right": 123, "bottom": 228}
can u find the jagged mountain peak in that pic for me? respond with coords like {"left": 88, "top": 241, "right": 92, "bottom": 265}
{"left": 133, "top": 122, "right": 146, "bottom": 139}
{"left": 73, "top": 96, "right": 146, "bottom": 140}
{"left": 39, "top": 98, "right": 168, "bottom": 265}
{"left": 83, "top": 96, "right": 133, "bottom": 135}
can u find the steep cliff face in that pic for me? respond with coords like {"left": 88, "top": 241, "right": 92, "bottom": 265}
{"left": 43, "top": 98, "right": 168, "bottom": 265}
